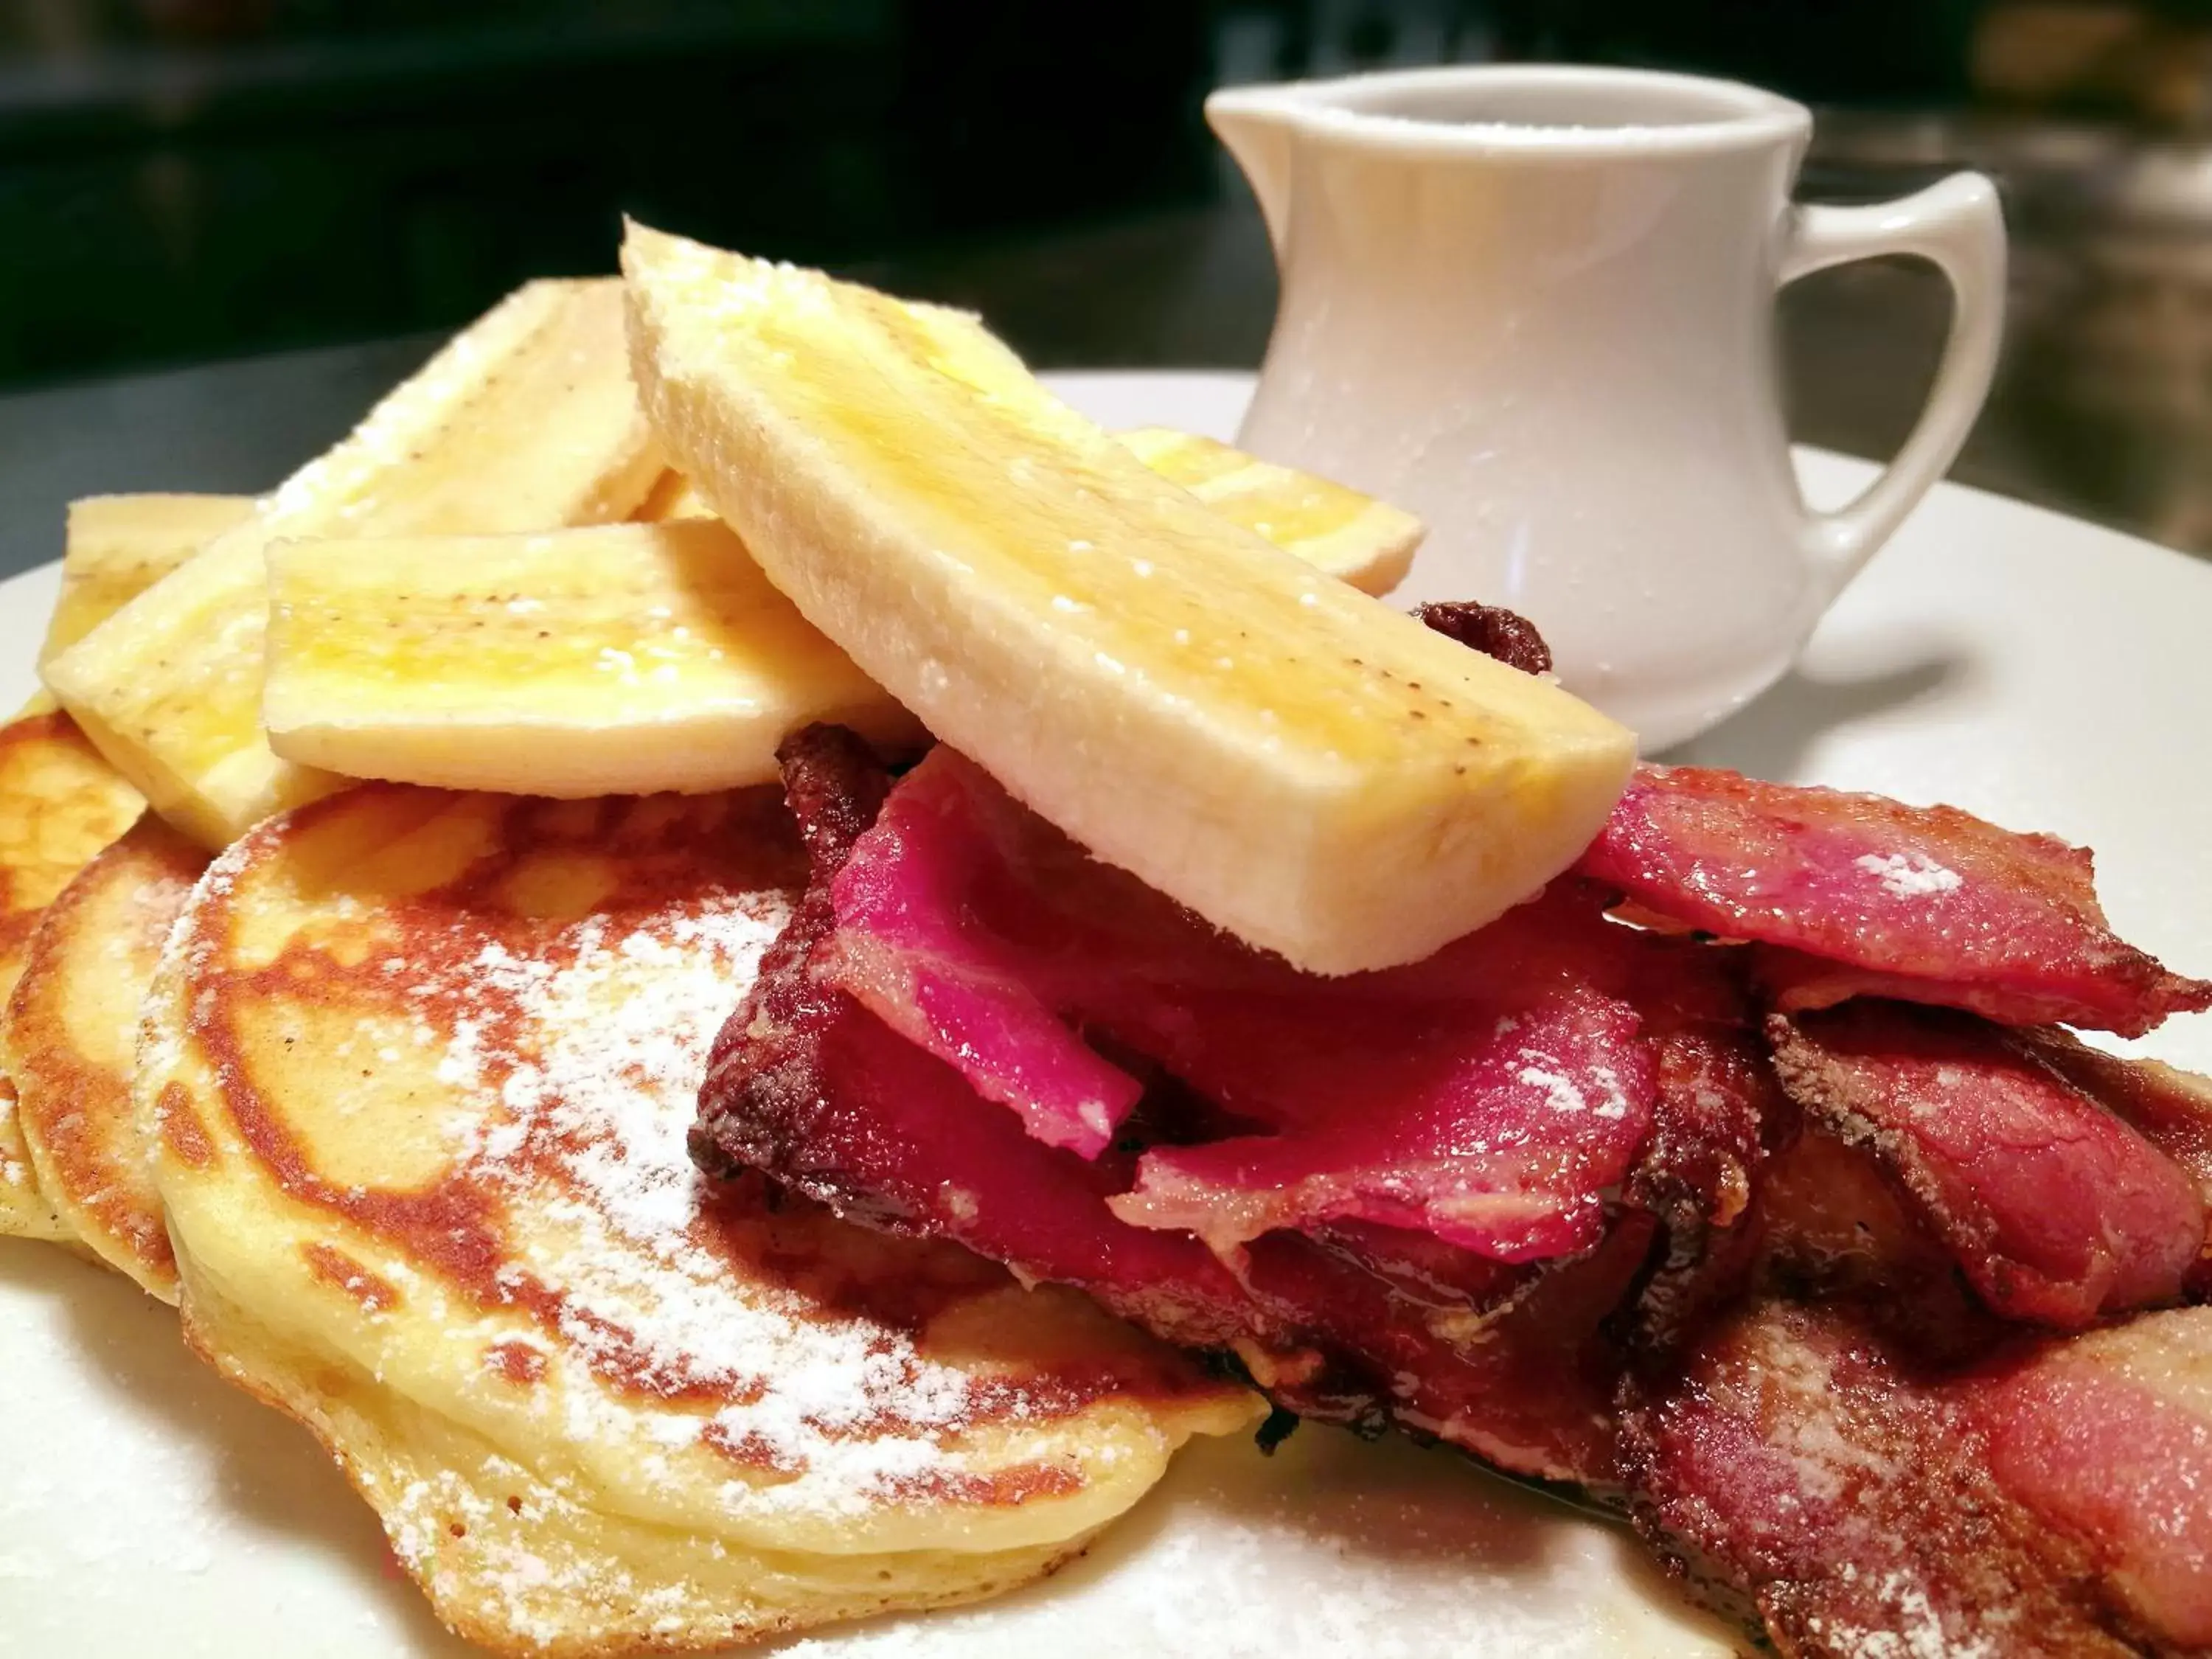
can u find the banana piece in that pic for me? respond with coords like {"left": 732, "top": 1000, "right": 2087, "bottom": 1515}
{"left": 639, "top": 434, "right": 1422, "bottom": 598}
{"left": 1114, "top": 428, "right": 1420, "bottom": 597}
{"left": 622, "top": 222, "right": 1635, "bottom": 975}
{"left": 43, "top": 279, "right": 663, "bottom": 851}
{"left": 41, "top": 494, "right": 257, "bottom": 665}
{"left": 633, "top": 470, "right": 716, "bottom": 521}
{"left": 262, "top": 520, "right": 925, "bottom": 796}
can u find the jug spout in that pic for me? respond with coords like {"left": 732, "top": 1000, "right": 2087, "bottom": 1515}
{"left": 1206, "top": 87, "right": 1301, "bottom": 256}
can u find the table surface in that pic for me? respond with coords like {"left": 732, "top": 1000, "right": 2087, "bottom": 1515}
{"left": 4, "top": 196, "right": 2205, "bottom": 582}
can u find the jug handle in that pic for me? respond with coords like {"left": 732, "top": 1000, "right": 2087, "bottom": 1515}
{"left": 1781, "top": 172, "right": 2007, "bottom": 599}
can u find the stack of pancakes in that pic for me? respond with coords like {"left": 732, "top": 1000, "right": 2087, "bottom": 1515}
{"left": 0, "top": 526, "right": 1255, "bottom": 1649}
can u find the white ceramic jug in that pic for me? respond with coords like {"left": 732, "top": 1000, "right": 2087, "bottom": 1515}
{"left": 1211, "top": 65, "right": 2006, "bottom": 750}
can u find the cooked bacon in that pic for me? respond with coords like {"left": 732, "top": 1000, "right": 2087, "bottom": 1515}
{"left": 2011, "top": 1029, "right": 2212, "bottom": 1294}
{"left": 1768, "top": 1003, "right": 2204, "bottom": 1326}
{"left": 686, "top": 725, "right": 888, "bottom": 1197}
{"left": 1226, "top": 1220, "right": 1649, "bottom": 1484}
{"left": 2025, "top": 1035, "right": 2212, "bottom": 1191}
{"left": 1626, "top": 990, "right": 1778, "bottom": 1350}
{"left": 698, "top": 721, "right": 2212, "bottom": 1654}
{"left": 1972, "top": 1307, "right": 2212, "bottom": 1649}
{"left": 695, "top": 730, "right": 1251, "bottom": 1352}
{"left": 1410, "top": 605, "right": 2202, "bottom": 1034}
{"left": 704, "top": 917, "right": 1649, "bottom": 1478}
{"left": 827, "top": 779, "right": 1141, "bottom": 1159}
{"left": 822, "top": 747, "right": 1313, "bottom": 1157}
{"left": 1413, "top": 599, "right": 1554, "bottom": 675}
{"left": 1625, "top": 1293, "right": 2212, "bottom": 1657}
{"left": 1379, "top": 1217, "right": 1658, "bottom": 1485}
{"left": 827, "top": 750, "right": 1663, "bottom": 1264}
{"left": 1576, "top": 764, "right": 2210, "bottom": 1037}
{"left": 695, "top": 734, "right": 1686, "bottom": 1481}
{"left": 1304, "top": 1218, "right": 1528, "bottom": 1312}
{"left": 1621, "top": 1296, "right": 2135, "bottom": 1658}
{"left": 726, "top": 992, "right": 1265, "bottom": 1350}
{"left": 1110, "top": 982, "right": 1652, "bottom": 1262}
{"left": 776, "top": 723, "right": 893, "bottom": 876}
{"left": 1758, "top": 1123, "right": 1946, "bottom": 1284}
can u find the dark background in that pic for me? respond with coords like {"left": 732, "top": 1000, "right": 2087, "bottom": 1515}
{"left": 3, "top": 1, "right": 2211, "bottom": 559}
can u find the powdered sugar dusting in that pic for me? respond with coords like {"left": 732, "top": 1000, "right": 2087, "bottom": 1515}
{"left": 1799, "top": 1569, "right": 2000, "bottom": 1659}
{"left": 141, "top": 838, "right": 248, "bottom": 1136}
{"left": 0, "top": 1084, "right": 24, "bottom": 1187}
{"left": 1853, "top": 852, "right": 1964, "bottom": 900}
{"left": 1515, "top": 1057, "right": 1631, "bottom": 1122}
{"left": 421, "top": 884, "right": 1050, "bottom": 1526}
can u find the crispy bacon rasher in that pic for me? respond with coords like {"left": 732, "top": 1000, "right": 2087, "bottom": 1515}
{"left": 2020, "top": 1031, "right": 2212, "bottom": 1293}
{"left": 829, "top": 748, "right": 1672, "bottom": 1267}
{"left": 695, "top": 728, "right": 1700, "bottom": 1484}
{"left": 1621, "top": 1288, "right": 2212, "bottom": 1657}
{"left": 1578, "top": 763, "right": 2211, "bottom": 1037}
{"left": 696, "top": 608, "right": 2212, "bottom": 1656}
{"left": 1768, "top": 1003, "right": 2205, "bottom": 1327}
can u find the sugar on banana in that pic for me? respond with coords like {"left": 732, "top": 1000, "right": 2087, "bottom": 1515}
{"left": 42, "top": 278, "right": 663, "bottom": 851}
{"left": 623, "top": 221, "right": 1635, "bottom": 975}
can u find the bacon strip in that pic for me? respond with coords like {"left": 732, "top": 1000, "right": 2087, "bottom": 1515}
{"left": 824, "top": 747, "right": 1312, "bottom": 1158}
{"left": 695, "top": 730, "right": 1677, "bottom": 1484}
{"left": 2014, "top": 1029, "right": 2212, "bottom": 1294}
{"left": 1577, "top": 764, "right": 2209, "bottom": 1036}
{"left": 1621, "top": 1297, "right": 2135, "bottom": 1658}
{"left": 695, "top": 730, "right": 1251, "bottom": 1352}
{"left": 1973, "top": 1308, "right": 2212, "bottom": 1649}
{"left": 706, "top": 902, "right": 1648, "bottom": 1481}
{"left": 1768, "top": 1003, "right": 2204, "bottom": 1326}
{"left": 1626, "top": 1000, "right": 1777, "bottom": 1350}
{"left": 1624, "top": 1294, "right": 2212, "bottom": 1657}
{"left": 826, "top": 750, "right": 1661, "bottom": 1266}
{"left": 1110, "top": 981, "right": 1652, "bottom": 1263}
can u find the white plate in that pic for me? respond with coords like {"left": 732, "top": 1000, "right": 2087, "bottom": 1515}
{"left": 1, "top": 369, "right": 2205, "bottom": 1659}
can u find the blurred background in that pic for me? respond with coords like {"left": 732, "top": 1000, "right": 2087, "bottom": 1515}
{"left": 2, "top": 0, "right": 2211, "bottom": 568}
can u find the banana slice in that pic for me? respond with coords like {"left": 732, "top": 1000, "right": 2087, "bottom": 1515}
{"left": 43, "top": 279, "right": 664, "bottom": 851}
{"left": 640, "top": 433, "right": 1420, "bottom": 597}
{"left": 633, "top": 470, "right": 717, "bottom": 521}
{"left": 41, "top": 494, "right": 256, "bottom": 665}
{"left": 262, "top": 520, "right": 925, "bottom": 797}
{"left": 622, "top": 221, "right": 1635, "bottom": 975}
{"left": 1114, "top": 428, "right": 1421, "bottom": 597}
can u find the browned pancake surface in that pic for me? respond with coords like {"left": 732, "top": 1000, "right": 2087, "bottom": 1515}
{"left": 0, "top": 703, "right": 144, "bottom": 1237}
{"left": 10, "top": 814, "right": 206, "bottom": 1293}
{"left": 147, "top": 783, "right": 1253, "bottom": 1653}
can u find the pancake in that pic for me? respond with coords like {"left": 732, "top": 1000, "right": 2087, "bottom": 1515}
{"left": 143, "top": 782, "right": 1258, "bottom": 1657}
{"left": 0, "top": 698, "right": 145, "bottom": 1242}
{"left": 7, "top": 815, "right": 206, "bottom": 1296}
